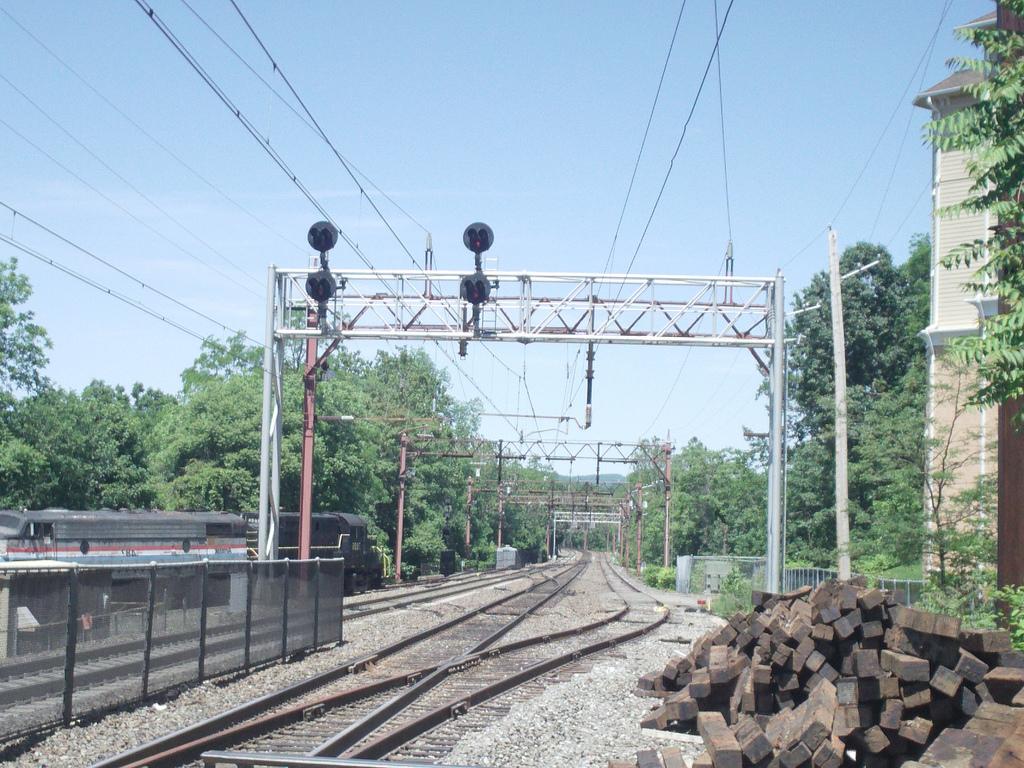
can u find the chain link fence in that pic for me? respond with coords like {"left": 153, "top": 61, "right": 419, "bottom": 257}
{"left": 0, "top": 557, "right": 344, "bottom": 740}
{"left": 675, "top": 556, "right": 924, "bottom": 607}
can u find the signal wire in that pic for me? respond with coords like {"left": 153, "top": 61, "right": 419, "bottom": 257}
{"left": 614, "top": 0, "right": 736, "bottom": 297}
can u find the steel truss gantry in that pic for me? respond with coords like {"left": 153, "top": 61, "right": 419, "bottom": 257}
{"left": 258, "top": 266, "right": 787, "bottom": 591}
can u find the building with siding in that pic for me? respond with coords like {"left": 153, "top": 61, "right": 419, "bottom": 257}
{"left": 913, "top": 10, "right": 998, "bottom": 557}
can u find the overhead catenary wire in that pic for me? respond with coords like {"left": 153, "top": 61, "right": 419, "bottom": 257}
{"left": 614, "top": 0, "right": 737, "bottom": 297}
{"left": 226, "top": 0, "right": 424, "bottom": 270}
{"left": 713, "top": 0, "right": 732, "bottom": 242}
{"left": 601, "top": 0, "right": 688, "bottom": 279}
{"left": 0, "top": 5, "right": 305, "bottom": 260}
{"left": 177, "top": 0, "right": 430, "bottom": 237}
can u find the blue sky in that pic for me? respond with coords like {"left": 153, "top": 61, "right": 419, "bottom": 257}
{"left": 0, "top": 0, "right": 991, "bottom": 466}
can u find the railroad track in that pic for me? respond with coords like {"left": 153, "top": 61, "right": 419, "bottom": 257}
{"left": 97, "top": 554, "right": 669, "bottom": 768}
{"left": 0, "top": 564, "right": 555, "bottom": 746}
{"left": 87, "top": 560, "right": 581, "bottom": 768}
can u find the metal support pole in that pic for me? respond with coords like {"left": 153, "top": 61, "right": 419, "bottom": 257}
{"left": 395, "top": 432, "right": 409, "bottom": 582}
{"left": 141, "top": 564, "right": 156, "bottom": 699}
{"left": 312, "top": 558, "right": 321, "bottom": 651}
{"left": 62, "top": 567, "right": 79, "bottom": 726}
{"left": 663, "top": 441, "right": 673, "bottom": 568}
{"left": 338, "top": 557, "right": 345, "bottom": 646}
{"left": 635, "top": 482, "right": 643, "bottom": 576}
{"left": 281, "top": 559, "right": 290, "bottom": 662}
{"left": 299, "top": 309, "right": 319, "bottom": 561}
{"left": 552, "top": 515, "right": 557, "bottom": 558}
{"left": 584, "top": 342, "right": 595, "bottom": 428}
{"left": 258, "top": 266, "right": 277, "bottom": 560}
{"left": 464, "top": 476, "right": 474, "bottom": 551}
{"left": 497, "top": 488, "right": 505, "bottom": 548}
{"left": 766, "top": 269, "right": 786, "bottom": 593}
{"left": 244, "top": 561, "right": 254, "bottom": 671}
{"left": 197, "top": 560, "right": 209, "bottom": 680}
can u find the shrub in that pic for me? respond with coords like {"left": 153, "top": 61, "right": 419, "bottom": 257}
{"left": 644, "top": 566, "right": 676, "bottom": 590}
{"left": 712, "top": 566, "right": 752, "bottom": 618}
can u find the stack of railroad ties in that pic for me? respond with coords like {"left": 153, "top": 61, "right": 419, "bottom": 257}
{"left": 615, "top": 581, "right": 1024, "bottom": 768}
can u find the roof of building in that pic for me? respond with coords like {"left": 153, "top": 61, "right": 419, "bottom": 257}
{"left": 914, "top": 69, "right": 985, "bottom": 108}
{"left": 957, "top": 10, "right": 997, "bottom": 30}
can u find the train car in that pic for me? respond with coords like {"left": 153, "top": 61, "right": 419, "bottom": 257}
{"left": 246, "top": 511, "right": 384, "bottom": 594}
{"left": 0, "top": 508, "right": 248, "bottom": 565}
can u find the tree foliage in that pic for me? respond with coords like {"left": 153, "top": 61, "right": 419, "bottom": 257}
{"left": 0, "top": 257, "right": 50, "bottom": 401}
{"left": 929, "top": 6, "right": 1024, "bottom": 407}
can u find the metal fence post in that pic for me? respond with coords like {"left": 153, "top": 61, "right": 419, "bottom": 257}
{"left": 281, "top": 559, "right": 290, "bottom": 663}
{"left": 339, "top": 557, "right": 345, "bottom": 646}
{"left": 312, "top": 558, "right": 321, "bottom": 651}
{"left": 198, "top": 560, "right": 209, "bottom": 681}
{"left": 141, "top": 564, "right": 157, "bottom": 699}
{"left": 244, "top": 560, "right": 254, "bottom": 672}
{"left": 62, "top": 567, "right": 79, "bottom": 726}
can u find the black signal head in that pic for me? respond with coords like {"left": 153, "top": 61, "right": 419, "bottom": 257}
{"left": 463, "top": 222, "right": 494, "bottom": 255}
{"left": 308, "top": 221, "right": 339, "bottom": 253}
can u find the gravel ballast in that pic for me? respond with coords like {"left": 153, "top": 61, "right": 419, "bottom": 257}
{"left": 446, "top": 582, "right": 723, "bottom": 768}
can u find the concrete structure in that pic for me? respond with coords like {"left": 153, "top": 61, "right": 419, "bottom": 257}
{"left": 913, "top": 10, "right": 998, "bottom": 558}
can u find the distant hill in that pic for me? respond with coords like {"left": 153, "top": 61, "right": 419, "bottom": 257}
{"left": 555, "top": 472, "right": 626, "bottom": 486}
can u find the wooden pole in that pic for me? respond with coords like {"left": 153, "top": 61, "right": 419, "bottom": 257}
{"left": 828, "top": 228, "right": 852, "bottom": 580}
{"left": 662, "top": 441, "right": 673, "bottom": 567}
{"left": 394, "top": 431, "right": 408, "bottom": 582}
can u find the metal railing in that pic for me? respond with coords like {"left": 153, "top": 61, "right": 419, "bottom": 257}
{"left": 0, "top": 557, "right": 344, "bottom": 740}
{"left": 782, "top": 567, "right": 923, "bottom": 606}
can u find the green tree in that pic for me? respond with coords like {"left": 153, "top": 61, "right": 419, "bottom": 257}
{"left": 929, "top": 8, "right": 1024, "bottom": 407}
{"left": 0, "top": 257, "right": 50, "bottom": 401}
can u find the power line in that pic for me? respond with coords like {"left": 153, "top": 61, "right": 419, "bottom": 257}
{"left": 642, "top": 346, "right": 694, "bottom": 436}
{"left": 0, "top": 234, "right": 208, "bottom": 343}
{"left": 0, "top": 5, "right": 305, "bottom": 260}
{"left": 868, "top": 0, "right": 953, "bottom": 240}
{"left": 784, "top": 1, "right": 953, "bottom": 268}
{"left": 615, "top": 0, "right": 737, "bottom": 294}
{"left": 0, "top": 71, "right": 262, "bottom": 293}
{"left": 0, "top": 116, "right": 261, "bottom": 297}
{"left": 601, "top": 0, "right": 688, "bottom": 278}
{"left": 0, "top": 201, "right": 262, "bottom": 345}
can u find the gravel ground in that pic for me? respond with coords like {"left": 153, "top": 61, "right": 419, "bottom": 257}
{"left": 3, "top": 571, "right": 538, "bottom": 768}
{"left": 446, "top": 585, "right": 722, "bottom": 768}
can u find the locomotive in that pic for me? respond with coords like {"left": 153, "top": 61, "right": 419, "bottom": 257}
{"left": 246, "top": 511, "right": 384, "bottom": 594}
{"left": 0, "top": 508, "right": 248, "bottom": 564}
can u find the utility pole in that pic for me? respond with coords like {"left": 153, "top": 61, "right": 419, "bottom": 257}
{"left": 828, "top": 228, "right": 852, "bottom": 580}
{"left": 662, "top": 441, "right": 673, "bottom": 568}
{"left": 464, "top": 476, "right": 474, "bottom": 550}
{"left": 298, "top": 307, "right": 319, "bottom": 561}
{"left": 395, "top": 431, "right": 409, "bottom": 582}
{"left": 496, "top": 439, "right": 505, "bottom": 548}
{"left": 634, "top": 482, "right": 643, "bottom": 576}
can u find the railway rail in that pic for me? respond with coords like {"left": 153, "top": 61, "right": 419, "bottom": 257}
{"left": 92, "top": 554, "right": 668, "bottom": 768}
{"left": 0, "top": 564, "right": 553, "bottom": 746}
